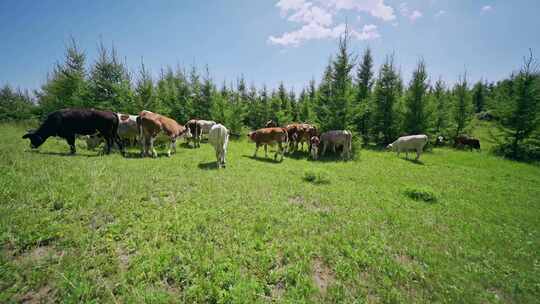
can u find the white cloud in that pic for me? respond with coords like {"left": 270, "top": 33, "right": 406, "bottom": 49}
{"left": 288, "top": 3, "right": 333, "bottom": 26}
{"left": 434, "top": 10, "right": 445, "bottom": 18}
{"left": 269, "top": 0, "right": 391, "bottom": 46}
{"left": 481, "top": 5, "right": 493, "bottom": 13}
{"left": 399, "top": 2, "right": 423, "bottom": 22}
{"left": 322, "top": 0, "right": 396, "bottom": 21}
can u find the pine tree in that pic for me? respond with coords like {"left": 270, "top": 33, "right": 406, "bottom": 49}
{"left": 354, "top": 47, "right": 374, "bottom": 143}
{"left": 88, "top": 42, "right": 133, "bottom": 112}
{"left": 298, "top": 88, "right": 313, "bottom": 123}
{"left": 453, "top": 74, "right": 472, "bottom": 137}
{"left": 190, "top": 66, "right": 202, "bottom": 119}
{"left": 0, "top": 85, "right": 35, "bottom": 121}
{"left": 329, "top": 30, "right": 355, "bottom": 130}
{"left": 269, "top": 90, "right": 281, "bottom": 124}
{"left": 277, "top": 82, "right": 292, "bottom": 124}
{"left": 211, "top": 81, "right": 229, "bottom": 124}
{"left": 259, "top": 85, "right": 271, "bottom": 126}
{"left": 496, "top": 52, "right": 540, "bottom": 159}
{"left": 198, "top": 65, "right": 214, "bottom": 119}
{"left": 315, "top": 60, "right": 333, "bottom": 130}
{"left": 289, "top": 88, "right": 298, "bottom": 122}
{"left": 245, "top": 83, "right": 260, "bottom": 128}
{"left": 135, "top": 60, "right": 159, "bottom": 112}
{"left": 372, "top": 55, "right": 400, "bottom": 144}
{"left": 433, "top": 78, "right": 449, "bottom": 134}
{"left": 404, "top": 59, "right": 430, "bottom": 135}
{"left": 37, "top": 38, "right": 88, "bottom": 115}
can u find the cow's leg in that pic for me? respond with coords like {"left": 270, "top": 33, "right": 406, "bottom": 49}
{"left": 265, "top": 144, "right": 269, "bottom": 158}
{"left": 150, "top": 137, "right": 157, "bottom": 158}
{"left": 66, "top": 135, "right": 76, "bottom": 154}
{"left": 254, "top": 143, "right": 259, "bottom": 158}
{"left": 322, "top": 142, "right": 327, "bottom": 156}
{"left": 140, "top": 135, "right": 146, "bottom": 157}
{"left": 416, "top": 148, "right": 421, "bottom": 161}
{"left": 276, "top": 142, "right": 282, "bottom": 160}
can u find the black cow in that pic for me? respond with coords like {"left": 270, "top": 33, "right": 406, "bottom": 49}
{"left": 22, "top": 108, "right": 122, "bottom": 154}
{"left": 454, "top": 135, "right": 480, "bottom": 150}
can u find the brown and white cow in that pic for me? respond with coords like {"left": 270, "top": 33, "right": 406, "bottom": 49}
{"left": 137, "top": 110, "right": 190, "bottom": 157}
{"left": 310, "top": 136, "right": 321, "bottom": 160}
{"left": 320, "top": 130, "right": 353, "bottom": 160}
{"left": 247, "top": 127, "right": 288, "bottom": 161}
{"left": 284, "top": 123, "right": 318, "bottom": 152}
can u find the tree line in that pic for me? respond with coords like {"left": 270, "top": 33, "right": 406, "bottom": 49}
{"left": 1, "top": 36, "right": 538, "bottom": 160}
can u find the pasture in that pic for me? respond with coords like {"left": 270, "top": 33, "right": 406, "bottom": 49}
{"left": 1, "top": 122, "right": 539, "bottom": 303}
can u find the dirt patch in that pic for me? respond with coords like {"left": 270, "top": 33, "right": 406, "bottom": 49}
{"left": 270, "top": 281, "right": 285, "bottom": 300}
{"left": 19, "top": 285, "right": 55, "bottom": 304}
{"left": 288, "top": 196, "right": 331, "bottom": 213}
{"left": 117, "top": 247, "right": 132, "bottom": 271}
{"left": 312, "top": 257, "right": 335, "bottom": 296}
{"left": 16, "top": 245, "right": 62, "bottom": 264}
{"left": 487, "top": 288, "right": 511, "bottom": 303}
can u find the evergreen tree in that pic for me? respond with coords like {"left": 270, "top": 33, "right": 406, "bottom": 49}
{"left": 289, "top": 88, "right": 298, "bottom": 122}
{"left": 354, "top": 47, "right": 374, "bottom": 143}
{"left": 372, "top": 55, "right": 400, "bottom": 144}
{"left": 211, "top": 81, "right": 229, "bottom": 124}
{"left": 198, "top": 65, "right": 214, "bottom": 119}
{"left": 496, "top": 52, "right": 540, "bottom": 158}
{"left": 277, "top": 82, "right": 292, "bottom": 124}
{"left": 298, "top": 88, "right": 313, "bottom": 123}
{"left": 37, "top": 38, "right": 88, "bottom": 115}
{"left": 433, "top": 78, "right": 449, "bottom": 134}
{"left": 453, "top": 74, "right": 472, "bottom": 137}
{"left": 135, "top": 61, "right": 159, "bottom": 112}
{"left": 259, "top": 85, "right": 271, "bottom": 126}
{"left": 190, "top": 66, "right": 202, "bottom": 119}
{"left": 88, "top": 42, "right": 133, "bottom": 112}
{"left": 245, "top": 83, "right": 260, "bottom": 128}
{"left": 315, "top": 60, "right": 333, "bottom": 130}
{"left": 329, "top": 30, "right": 355, "bottom": 130}
{"left": 404, "top": 59, "right": 430, "bottom": 134}
{"left": 269, "top": 90, "right": 282, "bottom": 124}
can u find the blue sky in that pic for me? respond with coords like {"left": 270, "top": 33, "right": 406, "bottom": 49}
{"left": 1, "top": 0, "right": 539, "bottom": 93}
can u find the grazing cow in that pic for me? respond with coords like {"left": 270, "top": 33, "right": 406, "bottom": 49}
{"left": 137, "top": 110, "right": 190, "bottom": 157}
{"left": 297, "top": 123, "right": 318, "bottom": 151}
{"left": 85, "top": 113, "right": 139, "bottom": 150}
{"left": 454, "top": 135, "right": 480, "bottom": 150}
{"left": 208, "top": 124, "right": 229, "bottom": 168}
{"left": 320, "top": 130, "right": 352, "bottom": 160}
{"left": 285, "top": 123, "right": 315, "bottom": 152}
{"left": 387, "top": 134, "right": 428, "bottom": 160}
{"left": 197, "top": 120, "right": 216, "bottom": 139}
{"left": 310, "top": 136, "right": 320, "bottom": 160}
{"left": 185, "top": 119, "right": 201, "bottom": 148}
{"left": 247, "top": 127, "right": 288, "bottom": 161}
{"left": 265, "top": 120, "right": 277, "bottom": 128}
{"left": 22, "top": 108, "right": 121, "bottom": 154}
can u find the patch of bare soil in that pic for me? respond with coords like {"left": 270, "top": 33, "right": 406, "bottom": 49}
{"left": 19, "top": 285, "right": 55, "bottom": 304}
{"left": 312, "top": 257, "right": 335, "bottom": 296}
{"left": 288, "top": 196, "right": 331, "bottom": 213}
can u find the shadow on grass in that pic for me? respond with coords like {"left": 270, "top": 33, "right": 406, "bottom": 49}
{"left": 401, "top": 157, "right": 425, "bottom": 165}
{"left": 286, "top": 150, "right": 309, "bottom": 160}
{"left": 242, "top": 155, "right": 283, "bottom": 164}
{"left": 198, "top": 162, "right": 219, "bottom": 170}
{"left": 28, "top": 150, "right": 102, "bottom": 158}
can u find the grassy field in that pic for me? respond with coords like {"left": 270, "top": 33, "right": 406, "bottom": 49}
{"left": 1, "top": 122, "right": 539, "bottom": 303}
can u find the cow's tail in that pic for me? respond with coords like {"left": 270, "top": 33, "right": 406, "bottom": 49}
{"left": 283, "top": 128, "right": 289, "bottom": 154}
{"left": 111, "top": 114, "right": 124, "bottom": 154}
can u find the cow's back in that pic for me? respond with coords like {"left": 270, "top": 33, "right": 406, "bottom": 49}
{"left": 252, "top": 127, "right": 287, "bottom": 144}
{"left": 54, "top": 109, "right": 117, "bottom": 136}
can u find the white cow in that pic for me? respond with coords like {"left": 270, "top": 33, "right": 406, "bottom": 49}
{"left": 198, "top": 120, "right": 216, "bottom": 138}
{"left": 208, "top": 124, "right": 229, "bottom": 168}
{"left": 387, "top": 134, "right": 428, "bottom": 160}
{"left": 320, "top": 130, "right": 353, "bottom": 160}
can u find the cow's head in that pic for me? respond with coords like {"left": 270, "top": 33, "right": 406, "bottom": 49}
{"left": 22, "top": 132, "right": 45, "bottom": 149}
{"left": 386, "top": 143, "right": 394, "bottom": 151}
{"left": 247, "top": 131, "right": 256, "bottom": 142}
{"left": 84, "top": 134, "right": 103, "bottom": 150}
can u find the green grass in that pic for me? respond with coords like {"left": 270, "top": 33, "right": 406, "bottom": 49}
{"left": 1, "top": 122, "right": 539, "bottom": 303}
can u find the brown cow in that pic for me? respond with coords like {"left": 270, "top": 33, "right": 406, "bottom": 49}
{"left": 247, "top": 127, "right": 288, "bottom": 161}
{"left": 310, "top": 136, "right": 320, "bottom": 160}
{"left": 137, "top": 110, "right": 190, "bottom": 157}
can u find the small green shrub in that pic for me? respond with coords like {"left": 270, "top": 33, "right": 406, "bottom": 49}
{"left": 303, "top": 169, "right": 331, "bottom": 184}
{"left": 404, "top": 187, "right": 437, "bottom": 203}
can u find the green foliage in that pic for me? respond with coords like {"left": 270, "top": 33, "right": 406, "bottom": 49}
{"left": 0, "top": 85, "right": 35, "bottom": 121}
{"left": 433, "top": 79, "right": 450, "bottom": 134}
{"left": 472, "top": 81, "right": 486, "bottom": 113}
{"left": 404, "top": 186, "right": 438, "bottom": 203}
{"left": 353, "top": 48, "right": 374, "bottom": 143}
{"left": 302, "top": 168, "right": 331, "bottom": 184}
